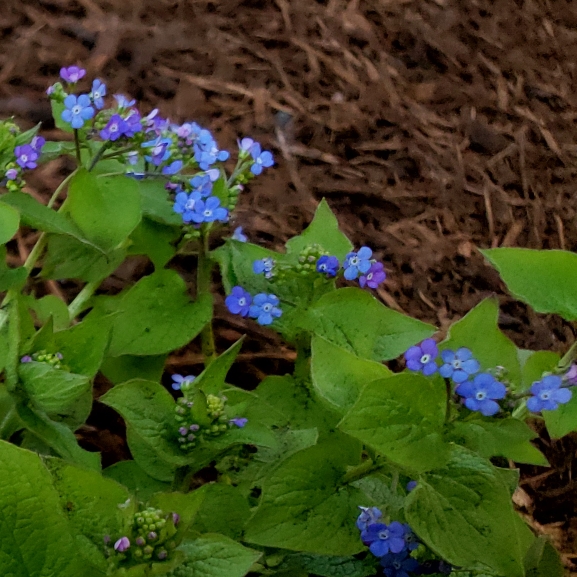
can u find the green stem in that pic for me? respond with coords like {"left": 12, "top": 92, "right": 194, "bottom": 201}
{"left": 342, "top": 458, "right": 384, "bottom": 485}
{"left": 558, "top": 339, "right": 577, "bottom": 371}
{"left": 5, "top": 291, "right": 21, "bottom": 392}
{"left": 88, "top": 142, "right": 110, "bottom": 171}
{"left": 197, "top": 228, "right": 216, "bottom": 367}
{"left": 74, "top": 129, "right": 82, "bottom": 164}
{"left": 68, "top": 280, "right": 100, "bottom": 319}
{"left": 444, "top": 378, "right": 452, "bottom": 423}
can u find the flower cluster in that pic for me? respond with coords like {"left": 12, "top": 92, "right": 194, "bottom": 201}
{"left": 225, "top": 286, "right": 282, "bottom": 326}
{"left": 2, "top": 131, "right": 45, "bottom": 192}
{"left": 404, "top": 340, "right": 574, "bottom": 417}
{"left": 20, "top": 350, "right": 64, "bottom": 370}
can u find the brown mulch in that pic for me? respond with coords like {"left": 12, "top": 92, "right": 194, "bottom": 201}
{"left": 1, "top": 0, "right": 577, "bottom": 570}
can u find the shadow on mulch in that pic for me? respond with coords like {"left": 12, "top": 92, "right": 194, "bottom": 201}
{"left": 1, "top": 0, "right": 577, "bottom": 569}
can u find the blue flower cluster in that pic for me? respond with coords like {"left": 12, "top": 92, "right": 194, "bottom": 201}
{"left": 404, "top": 340, "right": 574, "bottom": 417}
{"left": 225, "top": 286, "right": 282, "bottom": 326}
{"left": 3, "top": 134, "right": 46, "bottom": 192}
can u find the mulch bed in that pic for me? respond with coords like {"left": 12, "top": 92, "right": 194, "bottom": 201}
{"left": 1, "top": 0, "right": 576, "bottom": 570}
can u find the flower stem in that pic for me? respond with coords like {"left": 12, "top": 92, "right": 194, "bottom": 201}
{"left": 68, "top": 280, "right": 100, "bottom": 319}
{"left": 197, "top": 228, "right": 216, "bottom": 367}
{"left": 88, "top": 142, "right": 110, "bottom": 171}
{"left": 444, "top": 377, "right": 452, "bottom": 423}
{"left": 5, "top": 290, "right": 21, "bottom": 392}
{"left": 74, "top": 129, "right": 82, "bottom": 164}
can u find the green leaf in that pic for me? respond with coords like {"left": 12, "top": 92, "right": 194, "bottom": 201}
{"left": 0, "top": 200, "right": 19, "bottom": 244}
{"left": 28, "top": 294, "right": 70, "bottom": 330}
{"left": 103, "top": 270, "right": 212, "bottom": 356}
{"left": 149, "top": 490, "right": 206, "bottom": 541}
{"left": 101, "top": 354, "right": 167, "bottom": 385}
{"left": 299, "top": 288, "right": 436, "bottom": 361}
{"left": 128, "top": 218, "right": 179, "bottom": 268}
{"left": 521, "top": 351, "right": 559, "bottom": 390}
{"left": 0, "top": 440, "right": 101, "bottom": 577}
{"left": 339, "top": 373, "right": 450, "bottom": 472}
{"left": 449, "top": 418, "right": 548, "bottom": 466}
{"left": 285, "top": 199, "right": 353, "bottom": 261}
{"left": 278, "top": 553, "right": 377, "bottom": 577}
{"left": 177, "top": 534, "right": 261, "bottom": 577}
{"left": 441, "top": 297, "right": 521, "bottom": 387}
{"left": 244, "top": 435, "right": 364, "bottom": 555}
{"left": 44, "top": 457, "right": 135, "bottom": 571}
{"left": 0, "top": 246, "right": 26, "bottom": 292}
{"left": 188, "top": 484, "right": 251, "bottom": 540}
{"left": 18, "top": 362, "right": 91, "bottom": 423}
{"left": 67, "top": 169, "right": 142, "bottom": 251}
{"left": 40, "top": 141, "right": 77, "bottom": 162}
{"left": 195, "top": 338, "right": 244, "bottom": 395}
{"left": 16, "top": 403, "right": 100, "bottom": 470}
{"left": 405, "top": 446, "right": 534, "bottom": 577}
{"left": 103, "top": 460, "right": 171, "bottom": 501}
{"left": 482, "top": 248, "right": 577, "bottom": 320}
{"left": 311, "top": 335, "right": 391, "bottom": 413}
{"left": 543, "top": 393, "right": 577, "bottom": 439}
{"left": 138, "top": 179, "right": 182, "bottom": 226}
{"left": 51, "top": 99, "right": 73, "bottom": 133}
{"left": 126, "top": 425, "right": 177, "bottom": 482}
{"left": 524, "top": 536, "right": 564, "bottom": 577}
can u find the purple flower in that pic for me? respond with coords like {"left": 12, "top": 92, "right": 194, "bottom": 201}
{"left": 361, "top": 521, "right": 406, "bottom": 557}
{"left": 356, "top": 506, "right": 382, "bottom": 531}
{"left": 90, "top": 79, "right": 106, "bottom": 109}
{"left": 230, "top": 417, "right": 248, "bottom": 428}
{"left": 564, "top": 364, "right": 577, "bottom": 385}
{"left": 142, "top": 137, "right": 172, "bottom": 166}
{"left": 527, "top": 375, "right": 572, "bottom": 413}
{"left": 123, "top": 110, "right": 142, "bottom": 137}
{"left": 406, "top": 480, "right": 417, "bottom": 492}
{"left": 344, "top": 246, "right": 372, "bottom": 280}
{"left": 232, "top": 226, "right": 247, "bottom": 242}
{"left": 190, "top": 174, "right": 213, "bottom": 197}
{"left": 455, "top": 373, "right": 506, "bottom": 416}
{"left": 225, "top": 286, "right": 252, "bottom": 317}
{"left": 380, "top": 551, "right": 419, "bottom": 577}
{"left": 171, "top": 374, "right": 195, "bottom": 391}
{"left": 249, "top": 293, "right": 282, "bottom": 326}
{"left": 316, "top": 255, "right": 340, "bottom": 277}
{"left": 439, "top": 348, "right": 480, "bottom": 384}
{"left": 14, "top": 144, "right": 38, "bottom": 169}
{"left": 248, "top": 142, "right": 274, "bottom": 175}
{"left": 190, "top": 196, "right": 228, "bottom": 224}
{"left": 30, "top": 136, "right": 45, "bottom": 153}
{"left": 253, "top": 257, "right": 275, "bottom": 278}
{"left": 114, "top": 537, "right": 130, "bottom": 552}
{"left": 173, "top": 190, "right": 202, "bottom": 223}
{"left": 20, "top": 355, "right": 32, "bottom": 363}
{"left": 404, "top": 339, "right": 438, "bottom": 376}
{"left": 61, "top": 94, "right": 94, "bottom": 129}
{"left": 5, "top": 168, "right": 18, "bottom": 181}
{"left": 172, "top": 513, "right": 180, "bottom": 525}
{"left": 162, "top": 160, "right": 183, "bottom": 175}
{"left": 239, "top": 137, "right": 255, "bottom": 153}
{"left": 135, "top": 536, "right": 145, "bottom": 546}
{"left": 359, "top": 261, "right": 386, "bottom": 289}
{"left": 60, "top": 66, "right": 86, "bottom": 83}
{"left": 100, "top": 114, "right": 130, "bottom": 142}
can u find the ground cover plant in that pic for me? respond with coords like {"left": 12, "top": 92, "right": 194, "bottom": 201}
{"left": 0, "top": 66, "right": 575, "bottom": 577}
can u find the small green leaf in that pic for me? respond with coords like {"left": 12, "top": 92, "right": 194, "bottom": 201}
{"left": 405, "top": 446, "right": 533, "bottom": 577}
{"left": 441, "top": 297, "right": 522, "bottom": 387}
{"left": 311, "top": 335, "right": 391, "bottom": 412}
{"left": 0, "top": 246, "right": 26, "bottom": 292}
{"left": 339, "top": 373, "right": 450, "bottom": 472}
{"left": 299, "top": 288, "right": 436, "bottom": 361}
{"left": 195, "top": 338, "right": 244, "bottom": 395}
{"left": 149, "top": 490, "right": 205, "bottom": 541}
{"left": 128, "top": 218, "right": 179, "bottom": 268}
{"left": 67, "top": 169, "right": 142, "bottom": 251}
{"left": 101, "top": 354, "right": 167, "bottom": 385}
{"left": 138, "top": 179, "right": 182, "bottom": 226}
{"left": 0, "top": 200, "right": 19, "bottom": 244}
{"left": 543, "top": 394, "right": 577, "bottom": 439}
{"left": 103, "top": 460, "right": 170, "bottom": 501}
{"left": 482, "top": 248, "right": 577, "bottom": 320}
{"left": 524, "top": 535, "right": 564, "bottom": 577}
{"left": 177, "top": 534, "right": 262, "bottom": 577}
{"left": 28, "top": 294, "right": 70, "bottom": 330}
{"left": 521, "top": 351, "right": 559, "bottom": 390}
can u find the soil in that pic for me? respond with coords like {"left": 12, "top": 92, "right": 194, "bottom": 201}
{"left": 1, "top": 0, "right": 577, "bottom": 571}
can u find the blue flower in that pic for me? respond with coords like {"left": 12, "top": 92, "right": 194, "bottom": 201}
{"left": 61, "top": 94, "right": 94, "bottom": 129}
{"left": 404, "top": 339, "right": 438, "bottom": 376}
{"left": 190, "top": 174, "right": 213, "bottom": 197}
{"left": 90, "top": 79, "right": 106, "bottom": 109}
{"left": 249, "top": 293, "right": 282, "bottom": 325}
{"left": 123, "top": 110, "right": 142, "bottom": 137}
{"left": 402, "top": 524, "right": 419, "bottom": 551}
{"left": 100, "top": 114, "right": 130, "bottom": 142}
{"left": 316, "top": 255, "right": 339, "bottom": 277}
{"left": 162, "top": 160, "right": 183, "bottom": 175}
{"left": 225, "top": 286, "right": 252, "bottom": 317}
{"left": 238, "top": 137, "right": 255, "bottom": 154}
{"left": 30, "top": 136, "right": 45, "bottom": 154}
{"left": 344, "top": 246, "right": 372, "bottom": 280}
{"left": 60, "top": 66, "right": 85, "bottom": 83}
{"left": 193, "top": 129, "right": 229, "bottom": 170}
{"left": 229, "top": 417, "right": 248, "bottom": 428}
{"left": 455, "top": 373, "right": 506, "bottom": 416}
{"left": 356, "top": 506, "right": 382, "bottom": 531}
{"left": 173, "top": 190, "right": 202, "bottom": 223}
{"left": 380, "top": 551, "right": 419, "bottom": 577}
{"left": 527, "top": 375, "right": 572, "bottom": 413}
{"left": 190, "top": 196, "right": 229, "bottom": 223}
{"left": 14, "top": 144, "right": 38, "bottom": 169}
{"left": 361, "top": 521, "right": 406, "bottom": 557}
{"left": 171, "top": 374, "right": 195, "bottom": 391}
{"left": 406, "top": 480, "right": 417, "bottom": 492}
{"left": 253, "top": 257, "right": 275, "bottom": 278}
{"left": 142, "top": 137, "right": 172, "bottom": 166}
{"left": 114, "top": 94, "right": 136, "bottom": 109}
{"left": 232, "top": 226, "right": 247, "bottom": 242}
{"left": 248, "top": 142, "right": 274, "bottom": 175}
{"left": 439, "top": 348, "right": 480, "bottom": 383}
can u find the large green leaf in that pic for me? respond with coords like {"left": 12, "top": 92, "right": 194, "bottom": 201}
{"left": 102, "top": 270, "right": 212, "bottom": 356}
{"left": 311, "top": 335, "right": 391, "bottom": 413}
{"left": 128, "top": 218, "right": 179, "bottom": 268}
{"left": 176, "top": 535, "right": 261, "bottom": 577}
{"left": 67, "top": 169, "right": 142, "bottom": 252}
{"left": 285, "top": 199, "right": 353, "bottom": 261}
{"left": 0, "top": 441, "right": 102, "bottom": 577}
{"left": 0, "top": 200, "right": 19, "bottom": 244}
{"left": 244, "top": 436, "right": 364, "bottom": 555}
{"left": 137, "top": 179, "right": 182, "bottom": 226}
{"left": 278, "top": 553, "right": 377, "bottom": 577}
{"left": 482, "top": 248, "right": 577, "bottom": 320}
{"left": 0, "top": 246, "right": 26, "bottom": 292}
{"left": 339, "top": 373, "right": 450, "bottom": 472}
{"left": 405, "top": 446, "right": 534, "bottom": 577}
{"left": 299, "top": 288, "right": 436, "bottom": 361}
{"left": 101, "top": 354, "right": 167, "bottom": 385}
{"left": 440, "top": 297, "right": 521, "bottom": 387}
{"left": 524, "top": 535, "right": 564, "bottom": 577}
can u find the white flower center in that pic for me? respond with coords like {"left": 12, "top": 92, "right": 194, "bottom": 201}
{"left": 20, "top": 155, "right": 28, "bottom": 162}
{"left": 420, "top": 354, "right": 431, "bottom": 364}
{"left": 476, "top": 391, "right": 486, "bottom": 400}
{"left": 72, "top": 105, "right": 82, "bottom": 115}
{"left": 238, "top": 298, "right": 246, "bottom": 306}
{"left": 378, "top": 530, "right": 389, "bottom": 540}
{"left": 367, "top": 273, "right": 373, "bottom": 280}
{"left": 203, "top": 209, "right": 212, "bottom": 217}
{"left": 540, "top": 392, "right": 551, "bottom": 400}
{"left": 452, "top": 359, "right": 462, "bottom": 369}
{"left": 262, "top": 304, "right": 272, "bottom": 312}
{"left": 350, "top": 257, "right": 359, "bottom": 266}
{"left": 110, "top": 124, "right": 118, "bottom": 132}
{"left": 185, "top": 199, "right": 195, "bottom": 210}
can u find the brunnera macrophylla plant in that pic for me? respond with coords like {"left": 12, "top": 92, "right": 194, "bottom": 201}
{"left": 0, "top": 65, "right": 571, "bottom": 577}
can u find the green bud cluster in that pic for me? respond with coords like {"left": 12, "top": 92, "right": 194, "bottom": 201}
{"left": 46, "top": 82, "right": 66, "bottom": 103}
{"left": 131, "top": 507, "right": 175, "bottom": 562}
{"left": 174, "top": 397, "right": 199, "bottom": 451}
{"left": 296, "top": 244, "right": 328, "bottom": 275}
{"left": 29, "top": 350, "right": 65, "bottom": 370}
